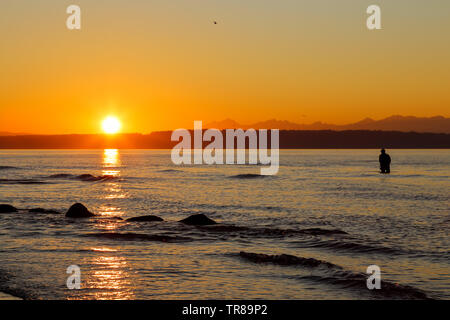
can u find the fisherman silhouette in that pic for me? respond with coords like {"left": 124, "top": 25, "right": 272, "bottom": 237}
{"left": 379, "top": 148, "right": 391, "bottom": 174}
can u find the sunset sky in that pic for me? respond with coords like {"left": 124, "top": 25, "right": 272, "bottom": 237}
{"left": 0, "top": 0, "right": 449, "bottom": 134}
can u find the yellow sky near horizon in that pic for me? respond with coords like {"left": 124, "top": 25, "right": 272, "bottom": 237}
{"left": 0, "top": 0, "right": 449, "bottom": 134}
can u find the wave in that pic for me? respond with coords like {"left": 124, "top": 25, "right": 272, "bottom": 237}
{"left": 297, "top": 238, "right": 402, "bottom": 255}
{"left": 195, "top": 202, "right": 294, "bottom": 214}
{"left": 75, "top": 174, "right": 118, "bottom": 182}
{"left": 48, "top": 174, "right": 73, "bottom": 179}
{"left": 230, "top": 174, "right": 269, "bottom": 179}
{"left": 296, "top": 238, "right": 448, "bottom": 261}
{"left": 239, "top": 251, "right": 339, "bottom": 269}
{"left": 297, "top": 228, "right": 348, "bottom": 236}
{"left": 48, "top": 173, "right": 118, "bottom": 182}
{"left": 238, "top": 251, "right": 429, "bottom": 299}
{"left": 0, "top": 270, "right": 33, "bottom": 300}
{"left": 0, "top": 179, "right": 47, "bottom": 185}
{"left": 84, "top": 232, "right": 192, "bottom": 243}
{"left": 299, "top": 274, "right": 429, "bottom": 300}
{"left": 324, "top": 189, "right": 446, "bottom": 202}
{"left": 28, "top": 208, "right": 61, "bottom": 214}
{"left": 158, "top": 169, "right": 183, "bottom": 173}
{"left": 198, "top": 225, "right": 251, "bottom": 233}
{"left": 0, "top": 289, "right": 28, "bottom": 300}
{"left": 0, "top": 291, "right": 22, "bottom": 300}
{"left": 199, "top": 224, "right": 347, "bottom": 237}
{"left": 0, "top": 166, "right": 19, "bottom": 170}
{"left": 395, "top": 174, "right": 425, "bottom": 178}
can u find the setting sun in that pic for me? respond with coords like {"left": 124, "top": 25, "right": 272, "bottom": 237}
{"left": 102, "top": 116, "right": 121, "bottom": 134}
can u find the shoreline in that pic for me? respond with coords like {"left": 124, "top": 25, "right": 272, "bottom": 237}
{"left": 0, "top": 291, "right": 23, "bottom": 300}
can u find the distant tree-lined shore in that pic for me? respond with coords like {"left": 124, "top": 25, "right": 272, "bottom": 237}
{"left": 0, "top": 130, "right": 448, "bottom": 149}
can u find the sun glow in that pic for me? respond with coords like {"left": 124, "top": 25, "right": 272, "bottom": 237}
{"left": 102, "top": 116, "right": 121, "bottom": 134}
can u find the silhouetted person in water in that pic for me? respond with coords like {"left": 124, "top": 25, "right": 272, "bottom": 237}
{"left": 379, "top": 149, "right": 391, "bottom": 174}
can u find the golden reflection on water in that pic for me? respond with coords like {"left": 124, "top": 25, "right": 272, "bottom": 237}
{"left": 91, "top": 247, "right": 118, "bottom": 253}
{"left": 103, "top": 149, "right": 120, "bottom": 167}
{"left": 80, "top": 150, "right": 134, "bottom": 299}
{"left": 97, "top": 149, "right": 127, "bottom": 218}
{"left": 103, "top": 149, "right": 120, "bottom": 177}
{"left": 86, "top": 253, "right": 135, "bottom": 300}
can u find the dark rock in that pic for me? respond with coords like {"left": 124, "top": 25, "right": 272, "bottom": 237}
{"left": 179, "top": 214, "right": 217, "bottom": 226}
{"left": 0, "top": 204, "right": 18, "bottom": 213}
{"left": 66, "top": 203, "right": 95, "bottom": 218}
{"left": 29, "top": 208, "right": 61, "bottom": 214}
{"left": 126, "top": 215, "right": 164, "bottom": 222}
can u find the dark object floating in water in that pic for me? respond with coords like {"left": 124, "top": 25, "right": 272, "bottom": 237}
{"left": 239, "top": 251, "right": 338, "bottom": 268}
{"left": 29, "top": 208, "right": 60, "bottom": 214}
{"left": 0, "top": 204, "right": 18, "bottom": 213}
{"left": 179, "top": 214, "right": 217, "bottom": 226}
{"left": 66, "top": 203, "right": 95, "bottom": 218}
{"left": 126, "top": 215, "right": 164, "bottom": 222}
{"left": 230, "top": 174, "right": 266, "bottom": 179}
{"left": 0, "top": 166, "right": 18, "bottom": 170}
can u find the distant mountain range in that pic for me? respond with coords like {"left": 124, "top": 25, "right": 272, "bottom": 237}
{"left": 1, "top": 116, "right": 449, "bottom": 136}
{"left": 0, "top": 131, "right": 448, "bottom": 149}
{"left": 205, "top": 116, "right": 450, "bottom": 134}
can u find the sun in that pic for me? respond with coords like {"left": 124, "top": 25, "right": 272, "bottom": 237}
{"left": 102, "top": 116, "right": 121, "bottom": 134}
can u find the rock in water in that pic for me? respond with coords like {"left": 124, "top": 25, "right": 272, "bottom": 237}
{"left": 66, "top": 203, "right": 95, "bottom": 218}
{"left": 0, "top": 204, "right": 18, "bottom": 213}
{"left": 126, "top": 215, "right": 164, "bottom": 222}
{"left": 179, "top": 214, "right": 217, "bottom": 226}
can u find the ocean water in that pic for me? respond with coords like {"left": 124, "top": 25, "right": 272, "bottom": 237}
{"left": 0, "top": 149, "right": 448, "bottom": 300}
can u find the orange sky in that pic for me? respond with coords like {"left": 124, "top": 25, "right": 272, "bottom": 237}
{"left": 0, "top": 0, "right": 449, "bottom": 134}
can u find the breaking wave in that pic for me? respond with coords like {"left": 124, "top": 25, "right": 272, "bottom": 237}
{"left": 48, "top": 173, "right": 119, "bottom": 182}
{"left": 297, "top": 238, "right": 403, "bottom": 255}
{"left": 238, "top": 251, "right": 430, "bottom": 299}
{"left": 230, "top": 174, "right": 269, "bottom": 179}
{"left": 199, "top": 224, "right": 348, "bottom": 237}
{"left": 239, "top": 251, "right": 339, "bottom": 269}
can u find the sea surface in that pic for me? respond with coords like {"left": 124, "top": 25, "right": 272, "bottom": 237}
{"left": 0, "top": 149, "right": 448, "bottom": 300}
